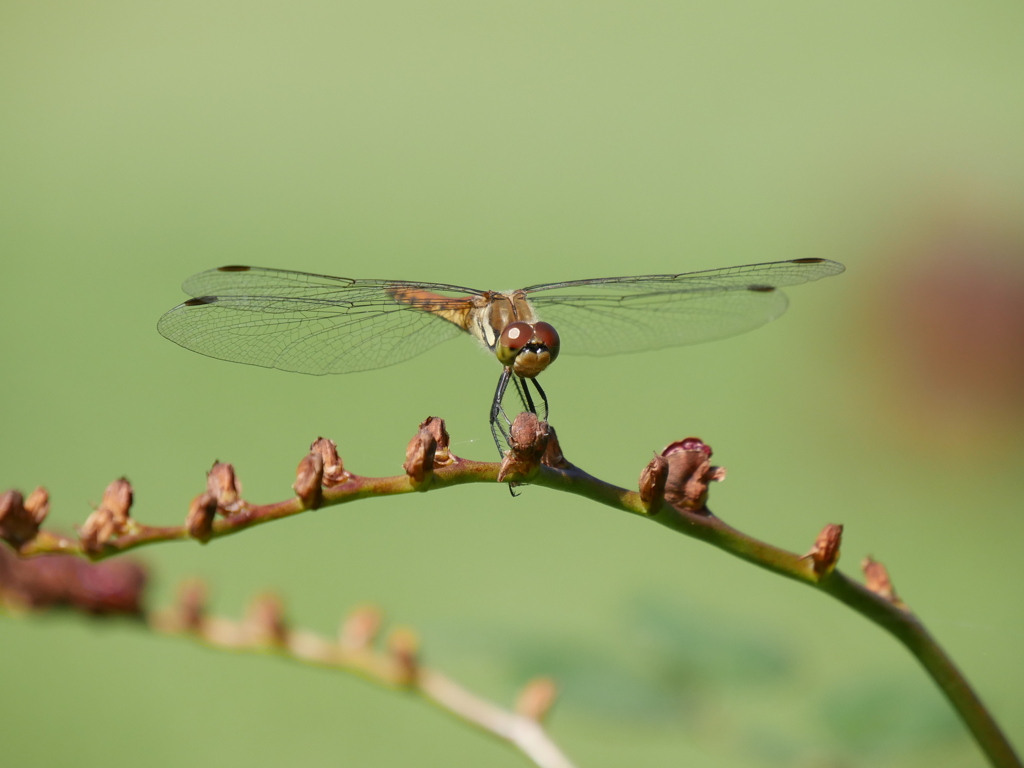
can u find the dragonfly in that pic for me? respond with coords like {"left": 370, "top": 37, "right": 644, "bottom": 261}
{"left": 157, "top": 258, "right": 844, "bottom": 454}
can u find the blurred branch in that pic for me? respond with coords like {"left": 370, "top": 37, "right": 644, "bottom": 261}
{"left": 153, "top": 588, "right": 574, "bottom": 768}
{"left": 2, "top": 414, "right": 1020, "bottom": 768}
{"left": 0, "top": 550, "right": 574, "bottom": 768}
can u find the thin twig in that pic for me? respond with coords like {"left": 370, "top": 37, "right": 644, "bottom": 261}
{"left": 146, "top": 596, "right": 576, "bottom": 768}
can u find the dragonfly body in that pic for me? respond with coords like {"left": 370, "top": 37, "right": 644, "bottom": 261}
{"left": 387, "top": 286, "right": 555, "bottom": 377}
{"left": 158, "top": 258, "right": 844, "bottom": 453}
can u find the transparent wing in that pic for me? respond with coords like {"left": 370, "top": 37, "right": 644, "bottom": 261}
{"left": 157, "top": 266, "right": 487, "bottom": 375}
{"left": 523, "top": 258, "right": 844, "bottom": 356}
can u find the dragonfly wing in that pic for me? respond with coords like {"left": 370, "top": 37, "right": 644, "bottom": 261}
{"left": 158, "top": 266, "right": 484, "bottom": 375}
{"left": 525, "top": 258, "right": 844, "bottom": 356}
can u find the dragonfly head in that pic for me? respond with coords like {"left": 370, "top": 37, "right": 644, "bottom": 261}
{"left": 496, "top": 321, "right": 560, "bottom": 378}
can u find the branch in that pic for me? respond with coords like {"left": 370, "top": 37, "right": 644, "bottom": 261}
{"left": 1, "top": 414, "right": 1020, "bottom": 768}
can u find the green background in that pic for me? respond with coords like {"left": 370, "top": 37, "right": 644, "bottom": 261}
{"left": 2, "top": 2, "right": 1023, "bottom": 766}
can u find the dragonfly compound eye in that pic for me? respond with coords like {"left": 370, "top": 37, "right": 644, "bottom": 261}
{"left": 532, "top": 322, "right": 560, "bottom": 362}
{"left": 496, "top": 321, "right": 533, "bottom": 366}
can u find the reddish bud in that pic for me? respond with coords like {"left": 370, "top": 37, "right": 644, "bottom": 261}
{"left": 79, "top": 509, "right": 117, "bottom": 554}
{"left": 421, "top": 417, "right": 452, "bottom": 465}
{"left": 802, "top": 524, "right": 844, "bottom": 576}
{"left": 293, "top": 451, "right": 324, "bottom": 509}
{"left": 101, "top": 478, "right": 133, "bottom": 528}
{"left": 206, "top": 462, "right": 242, "bottom": 513}
{"left": 310, "top": 437, "right": 349, "bottom": 487}
{"left": 862, "top": 556, "right": 905, "bottom": 608}
{"left": 660, "top": 438, "right": 725, "bottom": 512}
{"left": 677, "top": 437, "right": 712, "bottom": 456}
{"left": 246, "top": 592, "right": 288, "bottom": 647}
{"left": 404, "top": 426, "right": 437, "bottom": 485}
{"left": 79, "top": 478, "right": 135, "bottom": 554}
{"left": 638, "top": 454, "right": 669, "bottom": 514}
{"left": 185, "top": 492, "right": 218, "bottom": 542}
{"left": 403, "top": 417, "right": 453, "bottom": 486}
{"left": 515, "top": 677, "right": 558, "bottom": 722}
{"left": 1, "top": 489, "right": 46, "bottom": 550}
{"left": 339, "top": 604, "right": 383, "bottom": 650}
{"left": 72, "top": 558, "right": 147, "bottom": 615}
{"left": 387, "top": 628, "right": 420, "bottom": 686}
{"left": 175, "top": 579, "right": 208, "bottom": 632}
{"left": 541, "top": 426, "right": 571, "bottom": 470}
{"left": 0, "top": 546, "right": 147, "bottom": 615}
{"left": 497, "top": 413, "right": 550, "bottom": 482}
{"left": 23, "top": 487, "right": 50, "bottom": 525}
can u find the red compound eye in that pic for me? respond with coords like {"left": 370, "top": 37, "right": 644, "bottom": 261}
{"left": 496, "top": 321, "right": 533, "bottom": 365}
{"left": 500, "top": 321, "right": 532, "bottom": 350}
{"left": 532, "top": 322, "right": 560, "bottom": 362}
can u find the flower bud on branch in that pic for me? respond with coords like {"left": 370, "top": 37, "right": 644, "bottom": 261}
{"left": 516, "top": 677, "right": 558, "bottom": 722}
{"left": 638, "top": 454, "right": 669, "bottom": 515}
{"left": 310, "top": 437, "right": 349, "bottom": 487}
{"left": 340, "top": 604, "right": 383, "bottom": 651}
{"left": 246, "top": 592, "right": 289, "bottom": 648}
{"left": 862, "top": 556, "right": 905, "bottom": 609}
{"left": 185, "top": 492, "right": 218, "bottom": 542}
{"left": 802, "top": 524, "right": 844, "bottom": 577}
{"left": 293, "top": 451, "right": 324, "bottom": 509}
{"left": 660, "top": 438, "right": 725, "bottom": 512}
{"left": 403, "top": 416, "right": 454, "bottom": 487}
{"left": 498, "top": 413, "right": 550, "bottom": 483}
{"left": 387, "top": 628, "right": 420, "bottom": 687}
{"left": 207, "top": 462, "right": 243, "bottom": 513}
{"left": 0, "top": 488, "right": 49, "bottom": 550}
{"left": 79, "top": 478, "right": 134, "bottom": 554}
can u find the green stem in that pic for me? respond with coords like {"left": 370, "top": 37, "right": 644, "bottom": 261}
{"left": 534, "top": 470, "right": 1021, "bottom": 768}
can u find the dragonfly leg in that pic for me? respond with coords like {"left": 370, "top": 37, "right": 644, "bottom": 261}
{"left": 490, "top": 367, "right": 514, "bottom": 455}
{"left": 529, "top": 377, "right": 549, "bottom": 421}
{"left": 492, "top": 369, "right": 525, "bottom": 496}
{"left": 514, "top": 375, "right": 538, "bottom": 415}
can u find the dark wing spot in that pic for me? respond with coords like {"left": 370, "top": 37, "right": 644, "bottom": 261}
{"left": 184, "top": 296, "right": 219, "bottom": 306}
{"left": 747, "top": 284, "right": 776, "bottom": 293}
{"left": 791, "top": 258, "right": 825, "bottom": 264}
{"left": 218, "top": 265, "right": 250, "bottom": 272}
